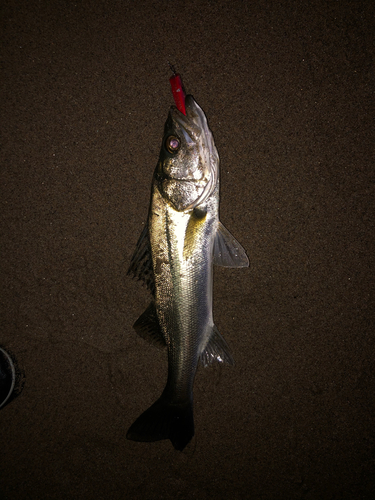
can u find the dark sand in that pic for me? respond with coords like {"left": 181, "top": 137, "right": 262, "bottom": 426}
{"left": 1, "top": 1, "right": 374, "bottom": 498}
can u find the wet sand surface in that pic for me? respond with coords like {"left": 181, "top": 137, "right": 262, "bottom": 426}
{"left": 1, "top": 1, "right": 374, "bottom": 498}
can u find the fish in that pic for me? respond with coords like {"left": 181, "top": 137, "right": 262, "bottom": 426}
{"left": 126, "top": 92, "right": 249, "bottom": 451}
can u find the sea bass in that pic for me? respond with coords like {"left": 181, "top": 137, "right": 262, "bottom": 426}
{"left": 127, "top": 92, "right": 248, "bottom": 451}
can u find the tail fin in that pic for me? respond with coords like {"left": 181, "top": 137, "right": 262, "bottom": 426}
{"left": 126, "top": 396, "right": 194, "bottom": 451}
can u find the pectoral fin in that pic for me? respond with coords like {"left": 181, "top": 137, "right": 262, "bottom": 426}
{"left": 213, "top": 222, "right": 249, "bottom": 268}
{"left": 200, "top": 325, "right": 234, "bottom": 367}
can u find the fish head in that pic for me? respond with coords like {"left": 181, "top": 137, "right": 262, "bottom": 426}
{"left": 155, "top": 95, "right": 219, "bottom": 212}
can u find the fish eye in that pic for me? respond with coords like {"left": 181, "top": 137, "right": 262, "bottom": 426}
{"left": 166, "top": 135, "right": 180, "bottom": 154}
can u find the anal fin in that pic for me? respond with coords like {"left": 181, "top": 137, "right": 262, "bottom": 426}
{"left": 200, "top": 325, "right": 234, "bottom": 367}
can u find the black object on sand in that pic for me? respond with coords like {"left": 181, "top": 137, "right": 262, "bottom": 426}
{"left": 0, "top": 347, "right": 16, "bottom": 410}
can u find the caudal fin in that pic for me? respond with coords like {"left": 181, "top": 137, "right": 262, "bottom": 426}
{"left": 126, "top": 396, "right": 194, "bottom": 451}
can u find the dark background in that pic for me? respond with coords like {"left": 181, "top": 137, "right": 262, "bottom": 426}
{"left": 1, "top": 1, "right": 374, "bottom": 498}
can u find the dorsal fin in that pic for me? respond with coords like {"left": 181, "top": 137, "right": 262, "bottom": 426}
{"left": 133, "top": 302, "right": 166, "bottom": 348}
{"left": 127, "top": 224, "right": 155, "bottom": 294}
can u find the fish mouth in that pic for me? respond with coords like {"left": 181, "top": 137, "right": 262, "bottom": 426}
{"left": 169, "top": 95, "right": 219, "bottom": 209}
{"left": 170, "top": 95, "right": 208, "bottom": 142}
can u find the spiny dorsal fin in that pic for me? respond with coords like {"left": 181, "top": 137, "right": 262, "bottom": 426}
{"left": 127, "top": 224, "right": 155, "bottom": 294}
{"left": 213, "top": 222, "right": 249, "bottom": 268}
{"left": 133, "top": 302, "right": 166, "bottom": 348}
{"left": 200, "top": 325, "right": 234, "bottom": 367}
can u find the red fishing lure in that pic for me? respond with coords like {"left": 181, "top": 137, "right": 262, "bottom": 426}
{"left": 169, "top": 66, "right": 186, "bottom": 115}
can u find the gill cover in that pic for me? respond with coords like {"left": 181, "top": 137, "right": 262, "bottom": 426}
{"left": 156, "top": 95, "right": 219, "bottom": 211}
